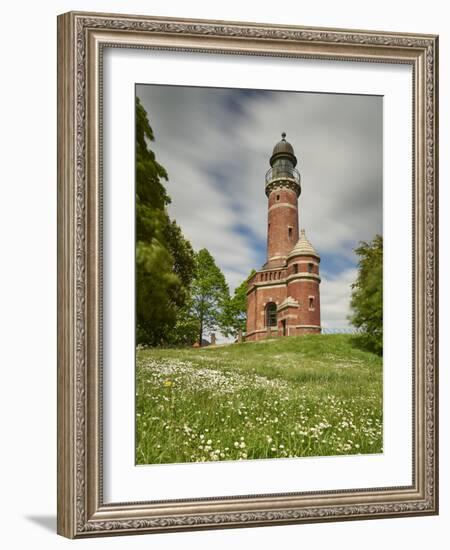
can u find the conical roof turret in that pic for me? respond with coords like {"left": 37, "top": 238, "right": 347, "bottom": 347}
{"left": 288, "top": 229, "right": 320, "bottom": 259}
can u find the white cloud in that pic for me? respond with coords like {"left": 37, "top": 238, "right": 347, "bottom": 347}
{"left": 320, "top": 268, "right": 358, "bottom": 329}
{"left": 137, "top": 85, "right": 381, "bottom": 327}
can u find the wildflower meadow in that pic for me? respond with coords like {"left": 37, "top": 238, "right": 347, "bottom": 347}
{"left": 136, "top": 334, "right": 382, "bottom": 465}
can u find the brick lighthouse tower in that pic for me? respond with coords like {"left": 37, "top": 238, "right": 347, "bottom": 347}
{"left": 245, "top": 133, "right": 321, "bottom": 341}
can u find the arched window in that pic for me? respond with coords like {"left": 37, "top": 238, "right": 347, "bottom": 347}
{"left": 265, "top": 302, "right": 277, "bottom": 327}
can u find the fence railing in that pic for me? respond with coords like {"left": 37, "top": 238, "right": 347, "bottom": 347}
{"left": 265, "top": 165, "right": 300, "bottom": 185}
{"left": 321, "top": 327, "right": 362, "bottom": 335}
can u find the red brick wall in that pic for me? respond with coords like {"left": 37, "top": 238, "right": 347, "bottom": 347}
{"left": 246, "top": 185, "right": 322, "bottom": 340}
{"left": 254, "top": 284, "right": 287, "bottom": 332}
{"left": 287, "top": 278, "right": 321, "bottom": 328}
{"left": 267, "top": 188, "right": 299, "bottom": 266}
{"left": 287, "top": 256, "right": 319, "bottom": 276}
{"left": 246, "top": 287, "right": 256, "bottom": 335}
{"left": 286, "top": 254, "right": 321, "bottom": 331}
{"left": 246, "top": 280, "right": 287, "bottom": 340}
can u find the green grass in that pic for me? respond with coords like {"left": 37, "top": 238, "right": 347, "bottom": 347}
{"left": 136, "top": 334, "right": 382, "bottom": 465}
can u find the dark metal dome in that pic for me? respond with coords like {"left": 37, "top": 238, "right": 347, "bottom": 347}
{"left": 272, "top": 132, "right": 294, "bottom": 155}
{"left": 270, "top": 132, "right": 297, "bottom": 167}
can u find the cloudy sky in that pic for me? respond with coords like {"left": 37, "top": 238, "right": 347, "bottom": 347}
{"left": 136, "top": 84, "right": 382, "bottom": 329}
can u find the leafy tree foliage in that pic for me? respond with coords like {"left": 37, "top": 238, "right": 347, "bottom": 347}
{"left": 190, "top": 249, "right": 230, "bottom": 345}
{"left": 164, "top": 300, "right": 200, "bottom": 347}
{"left": 135, "top": 97, "right": 195, "bottom": 345}
{"left": 222, "top": 270, "right": 256, "bottom": 338}
{"left": 349, "top": 234, "right": 383, "bottom": 355}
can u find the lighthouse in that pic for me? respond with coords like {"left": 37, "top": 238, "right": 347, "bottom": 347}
{"left": 245, "top": 133, "right": 321, "bottom": 341}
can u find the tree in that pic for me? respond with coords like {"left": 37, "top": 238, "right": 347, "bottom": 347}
{"left": 349, "top": 234, "right": 383, "bottom": 355}
{"left": 190, "top": 249, "right": 230, "bottom": 345}
{"left": 135, "top": 97, "right": 195, "bottom": 345}
{"left": 222, "top": 270, "right": 256, "bottom": 338}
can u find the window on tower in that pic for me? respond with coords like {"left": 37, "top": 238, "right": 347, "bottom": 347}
{"left": 276, "top": 194, "right": 280, "bottom": 201}
{"left": 308, "top": 263, "right": 314, "bottom": 273}
{"left": 288, "top": 227, "right": 293, "bottom": 239}
{"left": 309, "top": 297, "right": 315, "bottom": 310}
{"left": 294, "top": 264, "right": 298, "bottom": 273}
{"left": 265, "top": 302, "right": 277, "bottom": 327}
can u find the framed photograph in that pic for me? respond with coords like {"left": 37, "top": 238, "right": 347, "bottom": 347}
{"left": 57, "top": 11, "right": 439, "bottom": 538}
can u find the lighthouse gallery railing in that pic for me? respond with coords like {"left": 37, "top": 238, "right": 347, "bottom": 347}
{"left": 265, "top": 164, "right": 300, "bottom": 185}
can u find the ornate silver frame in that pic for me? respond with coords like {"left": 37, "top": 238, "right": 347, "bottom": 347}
{"left": 57, "top": 11, "right": 439, "bottom": 538}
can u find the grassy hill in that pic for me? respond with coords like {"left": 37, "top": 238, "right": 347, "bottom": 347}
{"left": 136, "top": 334, "right": 382, "bottom": 465}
